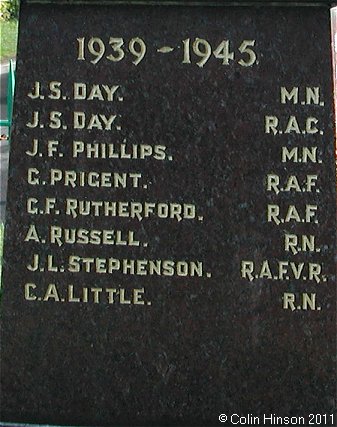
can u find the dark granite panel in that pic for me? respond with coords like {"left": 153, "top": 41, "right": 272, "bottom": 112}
{"left": 23, "top": 0, "right": 334, "bottom": 5}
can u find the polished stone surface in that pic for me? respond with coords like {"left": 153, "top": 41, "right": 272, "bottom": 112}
{"left": 23, "top": 0, "right": 334, "bottom": 5}
{"left": 1, "top": 2, "right": 336, "bottom": 426}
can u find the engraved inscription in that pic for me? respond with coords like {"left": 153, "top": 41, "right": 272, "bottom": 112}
{"left": 240, "top": 85, "right": 331, "bottom": 311}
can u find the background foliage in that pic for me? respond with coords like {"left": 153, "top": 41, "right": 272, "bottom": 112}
{"left": 0, "top": 19, "right": 18, "bottom": 60}
{"left": 0, "top": 0, "right": 20, "bottom": 21}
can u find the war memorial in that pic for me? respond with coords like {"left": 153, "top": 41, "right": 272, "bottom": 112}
{"left": 0, "top": 1, "right": 336, "bottom": 425}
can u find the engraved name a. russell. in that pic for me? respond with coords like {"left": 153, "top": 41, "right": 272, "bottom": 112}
{"left": 25, "top": 225, "right": 141, "bottom": 247}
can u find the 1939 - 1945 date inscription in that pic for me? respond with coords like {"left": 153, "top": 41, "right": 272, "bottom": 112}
{"left": 76, "top": 36, "right": 257, "bottom": 67}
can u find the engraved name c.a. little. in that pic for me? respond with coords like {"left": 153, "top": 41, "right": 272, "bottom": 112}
{"left": 24, "top": 282, "right": 151, "bottom": 305}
